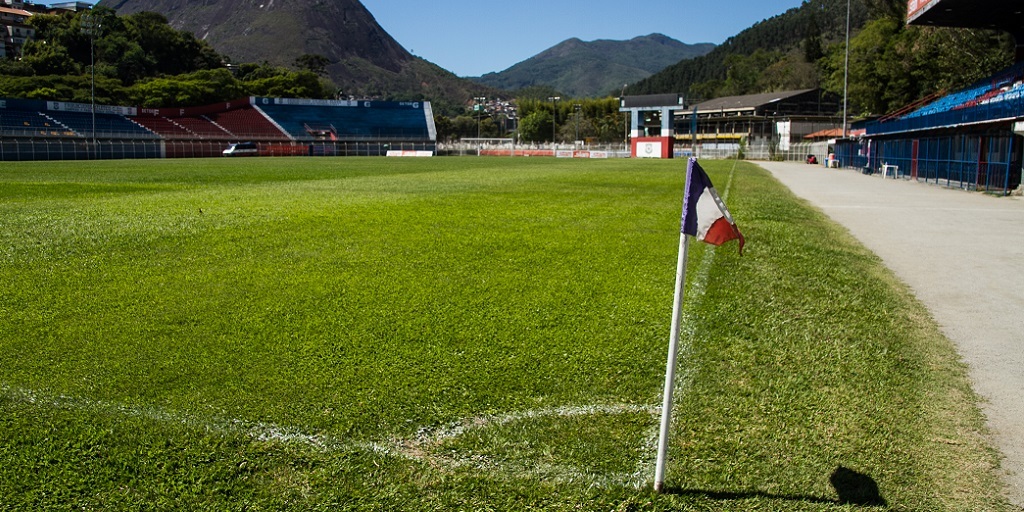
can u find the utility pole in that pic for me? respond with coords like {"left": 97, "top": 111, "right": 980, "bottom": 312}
{"left": 548, "top": 96, "right": 560, "bottom": 148}
{"left": 81, "top": 12, "right": 101, "bottom": 158}
{"left": 474, "top": 96, "right": 486, "bottom": 138}
{"left": 621, "top": 85, "right": 629, "bottom": 152}
{"left": 574, "top": 103, "right": 581, "bottom": 143}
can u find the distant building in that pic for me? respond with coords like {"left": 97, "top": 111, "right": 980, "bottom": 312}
{"left": 1, "top": 1, "right": 93, "bottom": 58}
{"left": 0, "top": 1, "right": 34, "bottom": 59}
{"left": 47, "top": 2, "right": 93, "bottom": 12}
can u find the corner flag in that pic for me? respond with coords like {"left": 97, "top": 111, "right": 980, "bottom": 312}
{"left": 681, "top": 158, "right": 745, "bottom": 254}
{"left": 654, "top": 158, "right": 744, "bottom": 493}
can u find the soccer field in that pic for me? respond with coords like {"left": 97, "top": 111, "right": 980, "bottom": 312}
{"left": 0, "top": 157, "right": 1012, "bottom": 510}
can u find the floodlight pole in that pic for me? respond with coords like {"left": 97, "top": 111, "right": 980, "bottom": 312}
{"left": 574, "top": 103, "right": 581, "bottom": 143}
{"left": 548, "top": 96, "right": 560, "bottom": 149}
{"left": 622, "top": 85, "right": 629, "bottom": 152}
{"left": 82, "top": 12, "right": 100, "bottom": 158}
{"left": 842, "top": 0, "right": 851, "bottom": 139}
{"left": 474, "top": 96, "right": 486, "bottom": 138}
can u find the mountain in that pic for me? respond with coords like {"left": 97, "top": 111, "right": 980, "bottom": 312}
{"left": 471, "top": 34, "right": 714, "bottom": 98}
{"left": 97, "top": 0, "right": 490, "bottom": 110}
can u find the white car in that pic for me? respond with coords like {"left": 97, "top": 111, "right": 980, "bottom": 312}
{"left": 223, "top": 142, "right": 258, "bottom": 156}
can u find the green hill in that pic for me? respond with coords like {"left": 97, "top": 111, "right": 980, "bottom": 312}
{"left": 472, "top": 34, "right": 714, "bottom": 98}
{"left": 98, "top": 0, "right": 493, "bottom": 112}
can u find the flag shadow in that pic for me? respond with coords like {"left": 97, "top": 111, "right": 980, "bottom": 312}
{"left": 662, "top": 466, "right": 887, "bottom": 507}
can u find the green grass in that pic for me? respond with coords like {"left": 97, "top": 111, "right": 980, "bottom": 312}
{"left": 0, "top": 156, "right": 1012, "bottom": 510}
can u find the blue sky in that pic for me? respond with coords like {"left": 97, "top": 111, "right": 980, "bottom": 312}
{"left": 359, "top": 0, "right": 807, "bottom": 77}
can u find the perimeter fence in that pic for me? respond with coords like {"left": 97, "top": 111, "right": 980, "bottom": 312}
{"left": 0, "top": 138, "right": 436, "bottom": 161}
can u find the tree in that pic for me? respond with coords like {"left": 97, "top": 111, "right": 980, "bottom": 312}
{"left": 433, "top": 114, "right": 454, "bottom": 142}
{"left": 294, "top": 54, "right": 331, "bottom": 76}
{"left": 449, "top": 115, "right": 476, "bottom": 140}
{"left": 722, "top": 49, "right": 783, "bottom": 96}
{"left": 129, "top": 68, "right": 245, "bottom": 107}
{"left": 14, "top": 7, "right": 230, "bottom": 105}
{"left": 761, "top": 53, "right": 818, "bottom": 92}
{"left": 630, "top": 0, "right": 869, "bottom": 98}
{"left": 244, "top": 70, "right": 332, "bottom": 99}
{"left": 863, "top": 0, "right": 906, "bottom": 20}
{"left": 123, "top": 11, "right": 221, "bottom": 76}
{"left": 802, "top": 12, "right": 824, "bottom": 62}
{"left": 518, "top": 110, "right": 553, "bottom": 143}
{"left": 20, "top": 40, "right": 79, "bottom": 76}
{"left": 820, "top": 17, "right": 1013, "bottom": 117}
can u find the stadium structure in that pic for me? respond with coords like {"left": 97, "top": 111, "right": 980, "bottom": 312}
{"left": 0, "top": 96, "right": 437, "bottom": 160}
{"left": 833, "top": 0, "right": 1024, "bottom": 195}
{"left": 620, "top": 90, "right": 842, "bottom": 160}
{"left": 677, "top": 89, "right": 842, "bottom": 160}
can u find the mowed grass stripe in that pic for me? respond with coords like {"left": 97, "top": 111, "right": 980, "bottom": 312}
{"left": 1, "top": 158, "right": 678, "bottom": 431}
{"left": 0, "top": 157, "right": 1012, "bottom": 510}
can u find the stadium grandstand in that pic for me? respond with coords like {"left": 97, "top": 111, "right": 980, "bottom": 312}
{"left": 673, "top": 89, "right": 842, "bottom": 161}
{"left": 833, "top": 0, "right": 1024, "bottom": 195}
{"left": 0, "top": 96, "right": 437, "bottom": 160}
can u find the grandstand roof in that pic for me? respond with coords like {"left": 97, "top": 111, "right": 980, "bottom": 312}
{"left": 694, "top": 90, "right": 811, "bottom": 112}
{"left": 907, "top": 0, "right": 1024, "bottom": 35}
{"left": 689, "top": 89, "right": 837, "bottom": 117}
{"left": 804, "top": 127, "right": 866, "bottom": 140}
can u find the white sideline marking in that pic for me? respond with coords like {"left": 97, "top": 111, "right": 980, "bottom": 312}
{"left": 404, "top": 403, "right": 662, "bottom": 489}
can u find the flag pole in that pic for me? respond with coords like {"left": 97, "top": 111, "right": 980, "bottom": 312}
{"left": 654, "top": 226, "right": 690, "bottom": 493}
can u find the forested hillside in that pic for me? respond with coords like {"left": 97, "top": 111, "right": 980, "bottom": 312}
{"left": 97, "top": 0, "right": 495, "bottom": 113}
{"left": 632, "top": 0, "right": 1015, "bottom": 117}
{"left": 0, "top": 7, "right": 334, "bottom": 107}
{"left": 630, "top": 0, "right": 869, "bottom": 100}
{"left": 819, "top": 1, "right": 1014, "bottom": 116}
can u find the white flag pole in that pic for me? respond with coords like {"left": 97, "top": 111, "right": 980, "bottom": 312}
{"left": 654, "top": 229, "right": 690, "bottom": 493}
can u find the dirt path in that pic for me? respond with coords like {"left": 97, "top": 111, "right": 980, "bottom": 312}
{"left": 757, "top": 161, "right": 1024, "bottom": 507}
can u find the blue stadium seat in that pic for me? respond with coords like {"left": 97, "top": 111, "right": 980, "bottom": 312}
{"left": 0, "top": 110, "right": 72, "bottom": 136}
{"left": 903, "top": 61, "right": 1024, "bottom": 119}
{"left": 44, "top": 111, "right": 159, "bottom": 139}
{"left": 257, "top": 102, "right": 431, "bottom": 141}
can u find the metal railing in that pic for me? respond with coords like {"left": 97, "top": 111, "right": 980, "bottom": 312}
{"left": 0, "top": 138, "right": 438, "bottom": 161}
{"left": 834, "top": 135, "right": 1020, "bottom": 195}
{"left": 867, "top": 94, "right": 1024, "bottom": 136}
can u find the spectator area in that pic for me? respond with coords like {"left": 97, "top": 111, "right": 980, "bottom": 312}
{"left": 44, "top": 111, "right": 160, "bottom": 139}
{"left": 207, "top": 108, "right": 289, "bottom": 141}
{"left": 0, "top": 109, "right": 73, "bottom": 137}
{"left": 134, "top": 115, "right": 232, "bottom": 140}
{"left": 1, "top": 97, "right": 437, "bottom": 144}
{"left": 129, "top": 116, "right": 200, "bottom": 139}
{"left": 902, "top": 61, "right": 1024, "bottom": 119}
{"left": 254, "top": 98, "right": 434, "bottom": 141}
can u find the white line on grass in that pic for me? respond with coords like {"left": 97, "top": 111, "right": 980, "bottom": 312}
{"left": 402, "top": 402, "right": 662, "bottom": 489}
{"left": 0, "top": 384, "right": 390, "bottom": 456}
{"left": 1, "top": 384, "right": 652, "bottom": 487}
